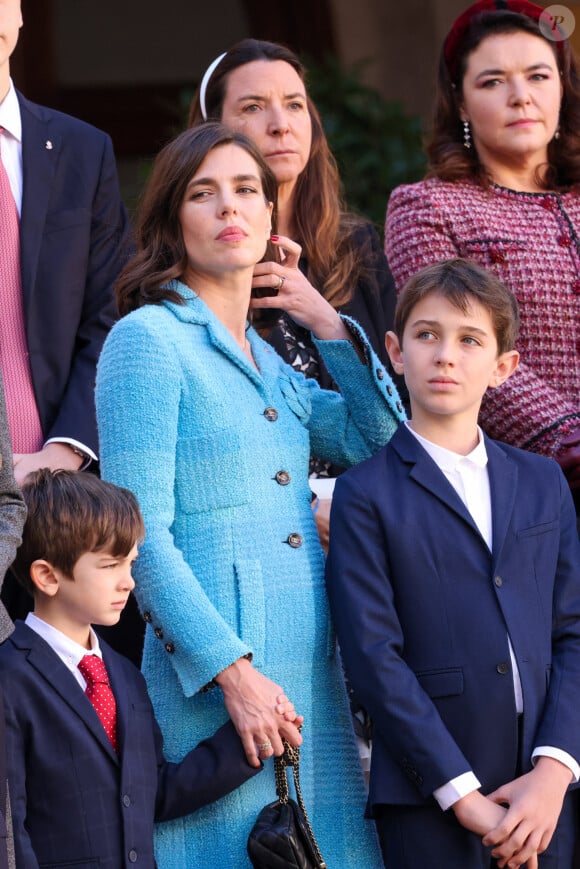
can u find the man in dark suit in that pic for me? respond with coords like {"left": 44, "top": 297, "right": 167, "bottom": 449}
{"left": 0, "top": 470, "right": 274, "bottom": 869}
{"left": 0, "top": 0, "right": 130, "bottom": 481}
{"left": 326, "top": 260, "right": 580, "bottom": 868}
{"left": 0, "top": 0, "right": 143, "bottom": 661}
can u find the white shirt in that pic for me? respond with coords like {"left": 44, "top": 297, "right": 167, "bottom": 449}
{"left": 405, "top": 423, "right": 579, "bottom": 810}
{"left": 0, "top": 80, "right": 22, "bottom": 213}
{"left": 0, "top": 80, "right": 96, "bottom": 462}
{"left": 25, "top": 612, "right": 103, "bottom": 692}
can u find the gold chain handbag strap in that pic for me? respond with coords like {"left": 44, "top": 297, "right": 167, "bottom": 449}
{"left": 274, "top": 741, "right": 327, "bottom": 869}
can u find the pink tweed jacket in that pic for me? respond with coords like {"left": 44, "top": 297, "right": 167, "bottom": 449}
{"left": 385, "top": 177, "right": 580, "bottom": 456}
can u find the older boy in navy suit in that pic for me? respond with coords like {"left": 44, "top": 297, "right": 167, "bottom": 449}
{"left": 0, "top": 470, "right": 300, "bottom": 869}
{"left": 326, "top": 259, "right": 580, "bottom": 868}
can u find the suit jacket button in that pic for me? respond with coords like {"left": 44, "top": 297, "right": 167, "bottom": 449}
{"left": 376, "top": 368, "right": 384, "bottom": 380}
{"left": 275, "top": 470, "right": 291, "bottom": 486}
{"left": 164, "top": 642, "right": 175, "bottom": 654}
{"left": 143, "top": 611, "right": 152, "bottom": 623}
{"left": 154, "top": 627, "right": 164, "bottom": 639}
{"left": 496, "top": 662, "right": 510, "bottom": 675}
{"left": 264, "top": 407, "right": 279, "bottom": 422}
{"left": 128, "top": 849, "right": 138, "bottom": 862}
{"left": 494, "top": 576, "right": 503, "bottom": 587}
{"left": 286, "top": 533, "right": 303, "bottom": 548}
{"left": 122, "top": 794, "right": 131, "bottom": 807}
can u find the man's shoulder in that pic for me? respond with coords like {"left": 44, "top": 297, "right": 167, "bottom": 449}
{"left": 17, "top": 90, "right": 111, "bottom": 145}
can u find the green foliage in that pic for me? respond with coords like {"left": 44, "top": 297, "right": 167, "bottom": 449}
{"left": 303, "top": 55, "right": 427, "bottom": 227}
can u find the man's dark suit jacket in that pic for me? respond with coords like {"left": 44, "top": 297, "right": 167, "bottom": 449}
{"left": 18, "top": 90, "right": 131, "bottom": 452}
{"left": 326, "top": 424, "right": 580, "bottom": 812}
{"left": 0, "top": 622, "right": 260, "bottom": 869}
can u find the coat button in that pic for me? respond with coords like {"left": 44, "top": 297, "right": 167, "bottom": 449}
{"left": 128, "top": 850, "right": 138, "bottom": 863}
{"left": 164, "top": 642, "right": 175, "bottom": 654}
{"left": 275, "top": 470, "right": 291, "bottom": 486}
{"left": 376, "top": 368, "right": 384, "bottom": 380}
{"left": 123, "top": 794, "right": 131, "bottom": 807}
{"left": 490, "top": 248, "right": 505, "bottom": 264}
{"left": 264, "top": 407, "right": 279, "bottom": 422}
{"left": 387, "top": 385, "right": 393, "bottom": 396}
{"left": 496, "top": 662, "right": 510, "bottom": 675}
{"left": 396, "top": 402, "right": 403, "bottom": 413}
{"left": 572, "top": 280, "right": 580, "bottom": 295}
{"left": 494, "top": 576, "right": 503, "bottom": 587}
{"left": 286, "top": 533, "right": 303, "bottom": 548}
{"left": 154, "top": 627, "right": 164, "bottom": 639}
{"left": 143, "top": 611, "right": 152, "bottom": 623}
{"left": 558, "top": 234, "right": 572, "bottom": 247}
{"left": 541, "top": 196, "right": 556, "bottom": 210}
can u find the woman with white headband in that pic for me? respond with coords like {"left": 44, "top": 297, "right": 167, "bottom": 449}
{"left": 190, "top": 39, "right": 402, "bottom": 550}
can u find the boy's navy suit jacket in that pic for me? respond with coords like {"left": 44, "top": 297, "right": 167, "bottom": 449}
{"left": 0, "top": 622, "right": 260, "bottom": 868}
{"left": 326, "top": 423, "right": 580, "bottom": 812}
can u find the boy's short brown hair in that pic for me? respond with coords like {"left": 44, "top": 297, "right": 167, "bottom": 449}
{"left": 394, "top": 258, "right": 520, "bottom": 355}
{"left": 13, "top": 469, "right": 145, "bottom": 596}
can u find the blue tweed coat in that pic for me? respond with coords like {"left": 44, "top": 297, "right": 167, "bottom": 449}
{"left": 96, "top": 282, "right": 404, "bottom": 868}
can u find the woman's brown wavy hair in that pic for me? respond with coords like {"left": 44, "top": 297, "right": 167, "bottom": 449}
{"left": 427, "top": 10, "right": 580, "bottom": 190}
{"left": 116, "top": 123, "right": 278, "bottom": 316}
{"left": 189, "top": 38, "right": 371, "bottom": 308}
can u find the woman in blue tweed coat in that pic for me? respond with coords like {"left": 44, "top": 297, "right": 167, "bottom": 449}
{"left": 96, "top": 123, "right": 404, "bottom": 868}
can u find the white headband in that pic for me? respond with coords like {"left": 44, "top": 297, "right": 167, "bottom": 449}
{"left": 199, "top": 52, "right": 227, "bottom": 120}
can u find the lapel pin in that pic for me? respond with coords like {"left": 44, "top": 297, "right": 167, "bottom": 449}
{"left": 45, "top": 140, "right": 53, "bottom": 150}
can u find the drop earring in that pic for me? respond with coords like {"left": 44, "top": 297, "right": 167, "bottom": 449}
{"left": 463, "top": 119, "right": 471, "bottom": 149}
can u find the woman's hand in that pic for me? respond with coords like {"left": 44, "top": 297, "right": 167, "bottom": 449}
{"left": 251, "top": 235, "right": 348, "bottom": 341}
{"left": 215, "top": 656, "right": 303, "bottom": 767}
{"left": 313, "top": 497, "right": 332, "bottom": 554}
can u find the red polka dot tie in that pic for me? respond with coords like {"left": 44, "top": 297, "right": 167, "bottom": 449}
{"left": 78, "top": 654, "right": 118, "bottom": 753}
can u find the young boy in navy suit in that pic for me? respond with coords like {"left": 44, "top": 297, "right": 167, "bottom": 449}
{"left": 326, "top": 259, "right": 580, "bottom": 869}
{"left": 0, "top": 470, "right": 300, "bottom": 869}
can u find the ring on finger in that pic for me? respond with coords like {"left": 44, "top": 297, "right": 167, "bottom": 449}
{"left": 273, "top": 275, "right": 285, "bottom": 293}
{"left": 257, "top": 740, "right": 272, "bottom": 752}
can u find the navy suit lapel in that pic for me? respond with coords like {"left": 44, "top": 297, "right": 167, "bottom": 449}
{"left": 14, "top": 623, "right": 119, "bottom": 763}
{"left": 17, "top": 92, "right": 59, "bottom": 311}
{"left": 392, "top": 425, "right": 486, "bottom": 545}
{"left": 485, "top": 436, "right": 518, "bottom": 568}
{"left": 390, "top": 424, "right": 482, "bottom": 539}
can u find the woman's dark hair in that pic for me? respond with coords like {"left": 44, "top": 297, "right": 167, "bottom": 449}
{"left": 189, "top": 38, "right": 372, "bottom": 309}
{"left": 427, "top": 11, "right": 580, "bottom": 188}
{"left": 116, "top": 122, "right": 278, "bottom": 316}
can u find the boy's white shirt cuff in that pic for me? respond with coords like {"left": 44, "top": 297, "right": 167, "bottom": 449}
{"left": 532, "top": 747, "right": 580, "bottom": 782}
{"left": 433, "top": 771, "right": 481, "bottom": 811}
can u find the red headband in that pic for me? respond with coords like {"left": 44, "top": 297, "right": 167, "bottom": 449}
{"left": 444, "top": 0, "right": 563, "bottom": 80}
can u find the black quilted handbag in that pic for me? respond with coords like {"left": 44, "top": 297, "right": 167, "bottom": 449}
{"left": 247, "top": 741, "right": 326, "bottom": 869}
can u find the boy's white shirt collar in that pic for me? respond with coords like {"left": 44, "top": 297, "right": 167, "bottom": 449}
{"left": 404, "top": 420, "right": 488, "bottom": 471}
{"left": 25, "top": 611, "right": 102, "bottom": 669}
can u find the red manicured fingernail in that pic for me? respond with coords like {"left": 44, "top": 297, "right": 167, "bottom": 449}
{"left": 270, "top": 234, "right": 279, "bottom": 241}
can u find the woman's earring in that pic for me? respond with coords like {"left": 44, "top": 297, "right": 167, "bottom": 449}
{"left": 463, "top": 119, "right": 472, "bottom": 149}
{"left": 554, "top": 127, "right": 561, "bottom": 140}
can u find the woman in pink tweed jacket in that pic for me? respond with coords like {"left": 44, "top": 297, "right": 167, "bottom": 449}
{"left": 386, "top": 0, "right": 580, "bottom": 501}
